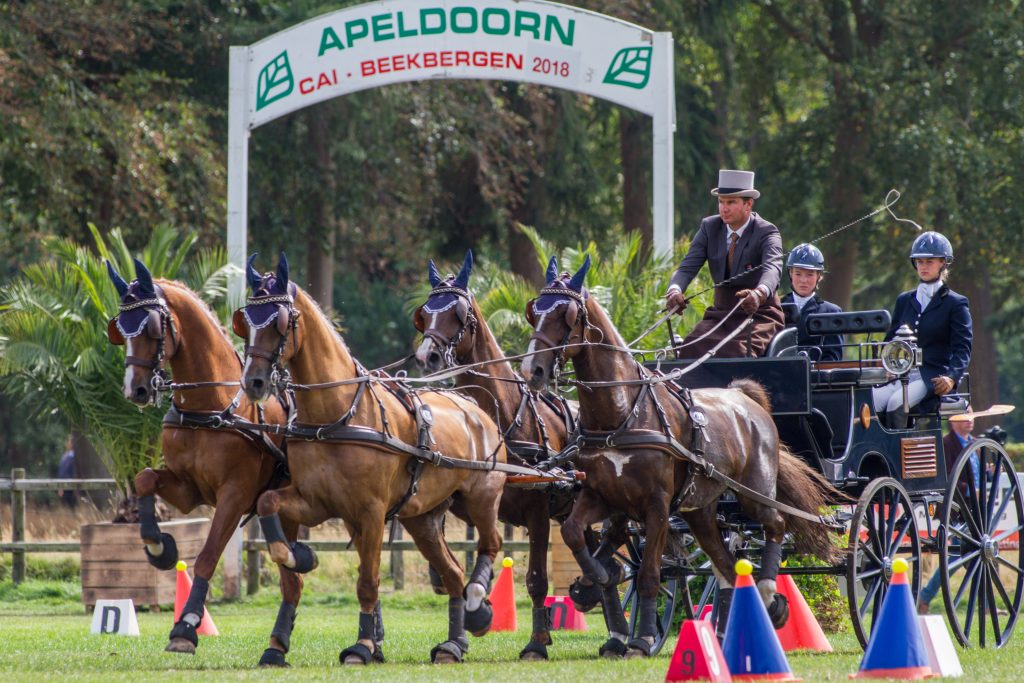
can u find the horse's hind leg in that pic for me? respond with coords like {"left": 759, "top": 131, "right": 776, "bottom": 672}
{"left": 135, "top": 467, "right": 200, "bottom": 571}
{"left": 165, "top": 487, "right": 252, "bottom": 654}
{"left": 562, "top": 489, "right": 631, "bottom": 658}
{"left": 459, "top": 471, "right": 505, "bottom": 638}
{"left": 682, "top": 506, "right": 737, "bottom": 642}
{"left": 338, "top": 511, "right": 388, "bottom": 666}
{"left": 256, "top": 487, "right": 322, "bottom": 574}
{"left": 625, "top": 495, "right": 672, "bottom": 659}
{"left": 401, "top": 511, "right": 468, "bottom": 664}
{"left": 258, "top": 516, "right": 304, "bottom": 668}
{"left": 519, "top": 499, "right": 553, "bottom": 661}
{"left": 738, "top": 496, "right": 790, "bottom": 628}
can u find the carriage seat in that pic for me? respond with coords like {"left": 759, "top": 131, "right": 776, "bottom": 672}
{"left": 766, "top": 327, "right": 799, "bottom": 358}
{"left": 810, "top": 362, "right": 889, "bottom": 387}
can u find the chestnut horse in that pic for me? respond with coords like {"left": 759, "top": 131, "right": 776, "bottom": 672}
{"left": 521, "top": 257, "right": 840, "bottom": 657}
{"left": 239, "top": 253, "right": 507, "bottom": 665}
{"left": 413, "top": 251, "right": 579, "bottom": 660}
{"left": 106, "top": 260, "right": 298, "bottom": 666}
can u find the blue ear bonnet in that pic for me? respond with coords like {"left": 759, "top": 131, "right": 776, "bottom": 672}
{"left": 114, "top": 280, "right": 164, "bottom": 339}
{"left": 533, "top": 280, "right": 587, "bottom": 316}
{"left": 243, "top": 274, "right": 296, "bottom": 330}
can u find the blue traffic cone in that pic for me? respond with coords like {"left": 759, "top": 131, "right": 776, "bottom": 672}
{"left": 851, "top": 558, "right": 932, "bottom": 680}
{"left": 722, "top": 560, "right": 798, "bottom": 681}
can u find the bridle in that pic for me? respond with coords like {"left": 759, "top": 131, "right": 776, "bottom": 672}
{"left": 235, "top": 287, "right": 301, "bottom": 394}
{"left": 526, "top": 284, "right": 589, "bottom": 379}
{"left": 417, "top": 285, "right": 478, "bottom": 369}
{"left": 107, "top": 286, "right": 179, "bottom": 395}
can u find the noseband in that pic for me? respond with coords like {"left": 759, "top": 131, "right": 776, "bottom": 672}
{"left": 112, "top": 289, "right": 178, "bottom": 396}
{"left": 528, "top": 286, "right": 588, "bottom": 373}
{"left": 421, "top": 286, "right": 477, "bottom": 368}
{"left": 242, "top": 292, "right": 300, "bottom": 391}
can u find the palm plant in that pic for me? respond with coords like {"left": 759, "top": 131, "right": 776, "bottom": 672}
{"left": 0, "top": 225, "right": 237, "bottom": 504}
{"left": 409, "top": 226, "right": 712, "bottom": 360}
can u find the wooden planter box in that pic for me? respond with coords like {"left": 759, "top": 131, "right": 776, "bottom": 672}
{"left": 81, "top": 518, "right": 210, "bottom": 610}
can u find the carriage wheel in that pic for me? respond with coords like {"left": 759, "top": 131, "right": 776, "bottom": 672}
{"left": 847, "top": 477, "right": 921, "bottom": 649}
{"left": 617, "top": 525, "right": 681, "bottom": 656}
{"left": 940, "top": 438, "right": 1024, "bottom": 648}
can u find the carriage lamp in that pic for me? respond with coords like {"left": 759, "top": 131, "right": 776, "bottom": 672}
{"left": 880, "top": 325, "right": 919, "bottom": 376}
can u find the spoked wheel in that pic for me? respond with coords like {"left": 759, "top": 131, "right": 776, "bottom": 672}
{"left": 940, "top": 438, "right": 1024, "bottom": 648}
{"left": 617, "top": 524, "right": 681, "bottom": 656}
{"left": 847, "top": 477, "right": 921, "bottom": 649}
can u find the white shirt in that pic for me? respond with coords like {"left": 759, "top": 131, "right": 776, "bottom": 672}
{"left": 792, "top": 293, "right": 814, "bottom": 311}
{"left": 916, "top": 280, "right": 942, "bottom": 310}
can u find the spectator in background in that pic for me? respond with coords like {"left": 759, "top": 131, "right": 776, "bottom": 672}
{"left": 56, "top": 435, "right": 77, "bottom": 508}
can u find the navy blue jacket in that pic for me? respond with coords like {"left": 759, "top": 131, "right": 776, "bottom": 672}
{"left": 781, "top": 293, "right": 844, "bottom": 361}
{"left": 885, "top": 285, "right": 972, "bottom": 410}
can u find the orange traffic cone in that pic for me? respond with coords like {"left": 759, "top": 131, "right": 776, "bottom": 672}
{"left": 488, "top": 556, "right": 517, "bottom": 631}
{"left": 775, "top": 573, "right": 832, "bottom": 652}
{"left": 174, "top": 561, "right": 219, "bottom": 636}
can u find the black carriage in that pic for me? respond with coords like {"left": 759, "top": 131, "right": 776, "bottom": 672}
{"left": 617, "top": 309, "right": 1023, "bottom": 654}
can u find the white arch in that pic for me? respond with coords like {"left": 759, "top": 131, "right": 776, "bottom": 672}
{"left": 227, "top": 0, "right": 675, "bottom": 302}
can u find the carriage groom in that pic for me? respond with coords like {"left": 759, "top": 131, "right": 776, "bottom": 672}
{"left": 665, "top": 169, "right": 785, "bottom": 357}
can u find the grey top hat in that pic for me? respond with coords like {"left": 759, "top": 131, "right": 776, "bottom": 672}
{"left": 710, "top": 169, "right": 760, "bottom": 199}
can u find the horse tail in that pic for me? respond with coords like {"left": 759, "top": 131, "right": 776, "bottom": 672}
{"left": 728, "top": 378, "right": 771, "bottom": 412}
{"left": 775, "top": 446, "right": 844, "bottom": 562}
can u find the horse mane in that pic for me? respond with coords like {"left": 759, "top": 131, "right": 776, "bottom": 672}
{"left": 728, "top": 378, "right": 772, "bottom": 412}
{"left": 156, "top": 279, "right": 232, "bottom": 340}
{"left": 295, "top": 287, "right": 353, "bottom": 355}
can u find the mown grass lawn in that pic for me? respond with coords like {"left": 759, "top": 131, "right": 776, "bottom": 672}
{"left": 0, "top": 582, "right": 1020, "bottom": 682}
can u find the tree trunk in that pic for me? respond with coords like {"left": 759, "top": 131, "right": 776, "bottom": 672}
{"left": 509, "top": 224, "right": 542, "bottom": 286}
{"left": 305, "top": 107, "right": 337, "bottom": 310}
{"left": 620, "top": 109, "right": 652, "bottom": 253}
{"left": 949, "top": 261, "right": 999, "bottom": 429}
{"left": 819, "top": 78, "right": 868, "bottom": 311}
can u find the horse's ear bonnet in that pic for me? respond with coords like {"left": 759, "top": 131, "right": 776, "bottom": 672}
{"left": 106, "top": 259, "right": 167, "bottom": 344}
{"left": 240, "top": 252, "right": 297, "bottom": 337}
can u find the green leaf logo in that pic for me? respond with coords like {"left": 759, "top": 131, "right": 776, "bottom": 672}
{"left": 256, "top": 51, "right": 294, "bottom": 111}
{"left": 603, "top": 47, "right": 652, "bottom": 89}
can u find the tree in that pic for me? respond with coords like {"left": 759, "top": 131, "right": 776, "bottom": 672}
{"left": 0, "top": 226, "right": 235, "bottom": 501}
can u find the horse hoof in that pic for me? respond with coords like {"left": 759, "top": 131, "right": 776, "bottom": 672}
{"left": 290, "top": 542, "right": 319, "bottom": 573}
{"left": 164, "top": 637, "right": 196, "bottom": 654}
{"left": 432, "top": 652, "right": 459, "bottom": 664}
{"left": 465, "top": 600, "right": 493, "bottom": 637}
{"left": 343, "top": 655, "right": 366, "bottom": 666}
{"left": 520, "top": 650, "right": 546, "bottom": 661}
{"left": 768, "top": 593, "right": 790, "bottom": 629}
{"left": 258, "top": 648, "right": 289, "bottom": 667}
{"left": 144, "top": 533, "right": 178, "bottom": 571}
{"left": 568, "top": 577, "right": 601, "bottom": 613}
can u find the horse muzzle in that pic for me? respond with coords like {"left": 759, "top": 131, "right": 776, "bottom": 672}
{"left": 415, "top": 338, "right": 445, "bottom": 373}
{"left": 242, "top": 364, "right": 272, "bottom": 402}
{"left": 521, "top": 353, "right": 552, "bottom": 392}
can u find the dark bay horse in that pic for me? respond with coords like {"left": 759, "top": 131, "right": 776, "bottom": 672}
{"left": 106, "top": 260, "right": 299, "bottom": 666}
{"left": 239, "top": 253, "right": 507, "bottom": 665}
{"left": 521, "top": 257, "right": 840, "bottom": 657}
{"left": 413, "top": 251, "right": 578, "bottom": 660}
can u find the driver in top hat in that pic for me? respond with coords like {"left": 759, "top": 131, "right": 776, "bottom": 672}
{"left": 665, "top": 169, "right": 785, "bottom": 357}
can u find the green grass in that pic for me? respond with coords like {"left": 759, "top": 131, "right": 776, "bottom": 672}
{"left": 0, "top": 584, "right": 1020, "bottom": 682}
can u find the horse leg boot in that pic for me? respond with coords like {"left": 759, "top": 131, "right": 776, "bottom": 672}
{"left": 464, "top": 554, "right": 494, "bottom": 636}
{"left": 339, "top": 606, "right": 386, "bottom": 665}
{"left": 258, "top": 601, "right": 297, "bottom": 667}
{"left": 165, "top": 575, "right": 210, "bottom": 653}
{"left": 137, "top": 493, "right": 178, "bottom": 570}
{"left": 758, "top": 539, "right": 789, "bottom": 629}
{"left": 520, "top": 511, "right": 553, "bottom": 661}
{"left": 258, "top": 513, "right": 318, "bottom": 573}
{"left": 431, "top": 597, "right": 470, "bottom": 664}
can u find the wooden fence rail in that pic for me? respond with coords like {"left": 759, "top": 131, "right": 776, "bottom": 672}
{"left": 3, "top": 469, "right": 533, "bottom": 594}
